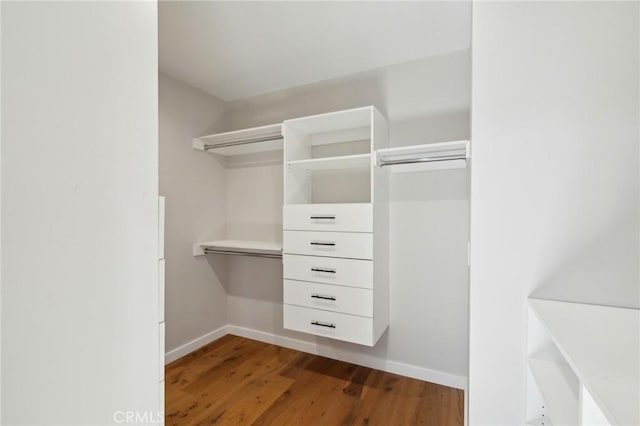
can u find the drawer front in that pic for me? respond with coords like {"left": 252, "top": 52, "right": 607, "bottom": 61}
{"left": 283, "top": 304, "right": 373, "bottom": 346}
{"left": 159, "top": 322, "right": 165, "bottom": 382}
{"left": 284, "top": 204, "right": 372, "bottom": 232}
{"left": 284, "top": 279, "right": 373, "bottom": 317}
{"left": 283, "top": 231, "right": 373, "bottom": 260}
{"left": 158, "top": 259, "right": 165, "bottom": 323}
{"left": 283, "top": 255, "right": 373, "bottom": 289}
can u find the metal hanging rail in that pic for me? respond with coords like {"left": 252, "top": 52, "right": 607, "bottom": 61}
{"left": 378, "top": 153, "right": 466, "bottom": 167}
{"left": 202, "top": 247, "right": 282, "bottom": 259}
{"left": 204, "top": 134, "right": 283, "bottom": 151}
{"left": 375, "top": 141, "right": 470, "bottom": 170}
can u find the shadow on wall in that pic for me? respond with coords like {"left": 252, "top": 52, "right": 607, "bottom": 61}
{"left": 531, "top": 217, "right": 640, "bottom": 309}
{"left": 390, "top": 112, "right": 470, "bottom": 147}
{"left": 390, "top": 167, "right": 469, "bottom": 202}
{"left": 221, "top": 50, "right": 471, "bottom": 132}
{"left": 223, "top": 72, "right": 388, "bottom": 129}
{"left": 203, "top": 253, "right": 229, "bottom": 288}
{"left": 224, "top": 255, "right": 284, "bottom": 303}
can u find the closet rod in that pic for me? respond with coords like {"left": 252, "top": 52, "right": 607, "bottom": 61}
{"left": 378, "top": 153, "right": 466, "bottom": 167}
{"left": 204, "top": 135, "right": 283, "bottom": 151}
{"left": 202, "top": 248, "right": 282, "bottom": 259}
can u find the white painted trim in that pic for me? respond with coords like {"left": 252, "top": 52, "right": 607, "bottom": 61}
{"left": 226, "top": 325, "right": 467, "bottom": 391}
{"left": 164, "top": 325, "right": 228, "bottom": 364}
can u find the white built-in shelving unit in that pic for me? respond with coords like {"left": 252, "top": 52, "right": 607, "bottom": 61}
{"left": 282, "top": 106, "right": 389, "bottom": 346}
{"left": 191, "top": 107, "right": 472, "bottom": 343}
{"left": 526, "top": 298, "right": 639, "bottom": 426}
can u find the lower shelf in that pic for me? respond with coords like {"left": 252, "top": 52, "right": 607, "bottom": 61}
{"left": 193, "top": 240, "right": 282, "bottom": 258}
{"left": 528, "top": 358, "right": 579, "bottom": 426}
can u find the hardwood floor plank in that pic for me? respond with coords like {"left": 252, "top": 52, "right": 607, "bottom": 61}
{"left": 194, "top": 373, "right": 294, "bottom": 426}
{"left": 165, "top": 336, "right": 464, "bottom": 426}
{"left": 167, "top": 343, "right": 299, "bottom": 425}
{"left": 253, "top": 363, "right": 362, "bottom": 426}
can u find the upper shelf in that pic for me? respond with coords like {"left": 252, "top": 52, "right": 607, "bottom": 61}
{"left": 284, "top": 106, "right": 372, "bottom": 135}
{"left": 375, "top": 140, "right": 470, "bottom": 172}
{"left": 529, "top": 298, "right": 640, "bottom": 426}
{"left": 287, "top": 153, "right": 371, "bottom": 171}
{"left": 193, "top": 123, "right": 283, "bottom": 156}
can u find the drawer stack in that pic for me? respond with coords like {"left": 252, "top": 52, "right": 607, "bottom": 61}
{"left": 282, "top": 106, "right": 389, "bottom": 347}
{"left": 283, "top": 203, "right": 385, "bottom": 346}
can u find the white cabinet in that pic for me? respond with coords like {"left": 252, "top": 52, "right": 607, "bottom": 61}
{"left": 158, "top": 196, "right": 166, "bottom": 420}
{"left": 526, "top": 298, "right": 639, "bottom": 426}
{"left": 282, "top": 106, "right": 389, "bottom": 347}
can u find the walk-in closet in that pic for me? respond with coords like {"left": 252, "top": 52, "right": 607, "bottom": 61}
{"left": 159, "top": 2, "right": 471, "bottom": 424}
{"left": 2, "top": 1, "right": 638, "bottom": 425}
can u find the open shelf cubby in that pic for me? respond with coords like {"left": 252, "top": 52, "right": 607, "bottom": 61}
{"left": 284, "top": 106, "right": 386, "bottom": 205}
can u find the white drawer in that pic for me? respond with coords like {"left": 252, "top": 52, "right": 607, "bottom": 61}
{"left": 283, "top": 231, "right": 373, "bottom": 260}
{"left": 284, "top": 204, "right": 372, "bottom": 232}
{"left": 283, "top": 254, "right": 373, "bottom": 289}
{"left": 159, "top": 322, "right": 165, "bottom": 382}
{"left": 158, "top": 259, "right": 165, "bottom": 323}
{"left": 284, "top": 279, "right": 373, "bottom": 317}
{"left": 283, "top": 304, "right": 374, "bottom": 346}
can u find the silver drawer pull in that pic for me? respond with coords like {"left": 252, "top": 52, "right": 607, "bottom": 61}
{"left": 310, "top": 241, "right": 336, "bottom": 246}
{"left": 310, "top": 215, "right": 335, "bottom": 220}
{"left": 311, "top": 294, "right": 336, "bottom": 301}
{"left": 311, "top": 267, "right": 336, "bottom": 274}
{"left": 311, "top": 320, "right": 336, "bottom": 329}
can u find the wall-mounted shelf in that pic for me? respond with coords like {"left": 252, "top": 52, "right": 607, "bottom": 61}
{"left": 287, "top": 153, "right": 371, "bottom": 171}
{"left": 527, "top": 298, "right": 639, "bottom": 426}
{"left": 193, "top": 123, "right": 282, "bottom": 156}
{"left": 193, "top": 240, "right": 282, "bottom": 258}
{"left": 375, "top": 140, "right": 469, "bottom": 172}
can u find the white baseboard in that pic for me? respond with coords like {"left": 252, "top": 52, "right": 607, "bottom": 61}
{"left": 164, "top": 324, "right": 467, "bottom": 390}
{"left": 226, "top": 325, "right": 467, "bottom": 391}
{"left": 164, "top": 325, "right": 228, "bottom": 364}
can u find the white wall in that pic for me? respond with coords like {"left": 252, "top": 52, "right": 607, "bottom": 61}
{"left": 222, "top": 51, "right": 471, "bottom": 385}
{"left": 469, "top": 2, "right": 639, "bottom": 424}
{"left": 2, "top": 2, "right": 159, "bottom": 424}
{"left": 158, "top": 73, "right": 229, "bottom": 352}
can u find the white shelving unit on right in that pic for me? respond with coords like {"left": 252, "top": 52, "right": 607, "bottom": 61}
{"left": 526, "top": 298, "right": 639, "bottom": 426}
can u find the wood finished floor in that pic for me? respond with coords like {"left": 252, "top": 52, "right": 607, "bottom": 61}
{"left": 165, "top": 335, "right": 464, "bottom": 426}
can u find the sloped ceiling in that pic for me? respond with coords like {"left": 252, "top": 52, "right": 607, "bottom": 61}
{"left": 159, "top": 1, "right": 471, "bottom": 101}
